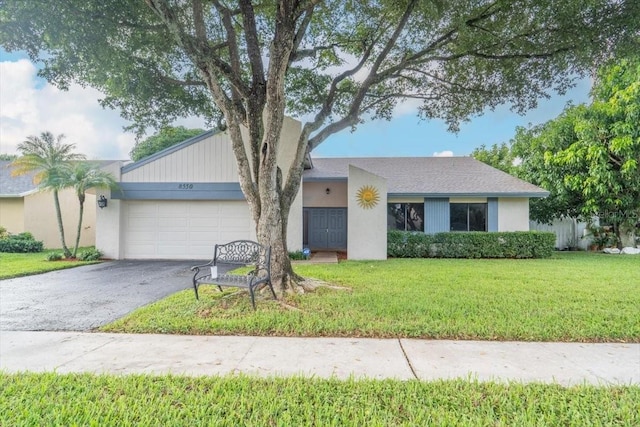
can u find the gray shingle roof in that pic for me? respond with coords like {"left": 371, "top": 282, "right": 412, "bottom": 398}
{"left": 0, "top": 160, "right": 37, "bottom": 196}
{"left": 0, "top": 160, "right": 121, "bottom": 197}
{"left": 303, "top": 157, "right": 549, "bottom": 197}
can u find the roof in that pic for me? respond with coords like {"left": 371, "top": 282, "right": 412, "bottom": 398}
{"left": 0, "top": 160, "right": 120, "bottom": 197}
{"left": 0, "top": 160, "right": 37, "bottom": 196}
{"left": 303, "top": 157, "right": 549, "bottom": 197}
{"left": 121, "top": 130, "right": 218, "bottom": 174}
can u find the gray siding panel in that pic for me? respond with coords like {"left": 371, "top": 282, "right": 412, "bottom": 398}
{"left": 488, "top": 197, "right": 499, "bottom": 232}
{"left": 424, "top": 198, "right": 449, "bottom": 233}
{"left": 112, "top": 182, "right": 245, "bottom": 200}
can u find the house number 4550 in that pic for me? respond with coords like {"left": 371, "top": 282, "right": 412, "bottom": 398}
{"left": 178, "top": 183, "right": 194, "bottom": 189}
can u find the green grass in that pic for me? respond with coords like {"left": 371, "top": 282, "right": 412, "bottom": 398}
{"left": 1, "top": 372, "right": 638, "bottom": 426}
{"left": 0, "top": 248, "right": 101, "bottom": 279}
{"left": 102, "top": 252, "right": 640, "bottom": 342}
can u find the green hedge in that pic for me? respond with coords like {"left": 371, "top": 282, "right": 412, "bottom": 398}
{"left": 0, "top": 232, "right": 44, "bottom": 253}
{"left": 388, "top": 230, "right": 555, "bottom": 259}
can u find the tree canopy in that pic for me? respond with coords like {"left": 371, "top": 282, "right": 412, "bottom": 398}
{"left": 470, "top": 143, "right": 515, "bottom": 174}
{"left": 130, "top": 126, "right": 205, "bottom": 161}
{"left": 512, "top": 57, "right": 640, "bottom": 246}
{"left": 3, "top": 0, "right": 638, "bottom": 288}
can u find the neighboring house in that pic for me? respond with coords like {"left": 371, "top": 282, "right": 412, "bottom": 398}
{"left": 0, "top": 160, "right": 101, "bottom": 249}
{"left": 96, "top": 117, "right": 549, "bottom": 260}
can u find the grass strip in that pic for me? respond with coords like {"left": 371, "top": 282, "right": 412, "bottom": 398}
{"left": 0, "top": 249, "right": 100, "bottom": 280}
{"left": 1, "top": 372, "right": 638, "bottom": 426}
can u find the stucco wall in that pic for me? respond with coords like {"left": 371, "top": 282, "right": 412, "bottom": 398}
{"left": 347, "top": 165, "right": 387, "bottom": 260}
{"left": 498, "top": 198, "right": 530, "bottom": 231}
{"left": 0, "top": 198, "right": 24, "bottom": 234}
{"left": 23, "top": 189, "right": 96, "bottom": 249}
{"left": 95, "top": 162, "right": 123, "bottom": 259}
{"left": 303, "top": 182, "right": 348, "bottom": 208}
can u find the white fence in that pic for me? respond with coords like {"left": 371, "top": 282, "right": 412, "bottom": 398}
{"left": 530, "top": 218, "right": 590, "bottom": 250}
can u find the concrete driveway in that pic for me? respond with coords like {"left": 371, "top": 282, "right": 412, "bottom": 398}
{"left": 0, "top": 260, "right": 201, "bottom": 331}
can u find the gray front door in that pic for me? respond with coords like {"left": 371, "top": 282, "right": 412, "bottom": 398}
{"left": 308, "top": 208, "right": 347, "bottom": 250}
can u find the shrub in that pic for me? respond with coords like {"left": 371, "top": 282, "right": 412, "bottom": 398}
{"left": 388, "top": 231, "right": 555, "bottom": 259}
{"left": 46, "top": 252, "right": 63, "bottom": 261}
{"left": 0, "top": 233, "right": 44, "bottom": 253}
{"left": 289, "top": 250, "right": 306, "bottom": 260}
{"left": 0, "top": 226, "right": 9, "bottom": 239}
{"left": 77, "top": 248, "right": 102, "bottom": 261}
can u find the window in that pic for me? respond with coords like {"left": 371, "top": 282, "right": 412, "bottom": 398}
{"left": 387, "top": 203, "right": 424, "bottom": 232}
{"left": 450, "top": 203, "right": 487, "bottom": 231}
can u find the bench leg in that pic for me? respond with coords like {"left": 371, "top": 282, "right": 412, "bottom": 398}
{"left": 193, "top": 279, "right": 199, "bottom": 300}
{"left": 267, "top": 281, "right": 277, "bottom": 301}
{"left": 249, "top": 287, "right": 257, "bottom": 310}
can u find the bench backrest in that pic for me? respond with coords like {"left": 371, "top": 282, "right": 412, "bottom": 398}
{"left": 214, "top": 240, "right": 270, "bottom": 273}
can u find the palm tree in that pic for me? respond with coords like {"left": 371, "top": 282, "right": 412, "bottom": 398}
{"left": 66, "top": 162, "right": 118, "bottom": 258}
{"left": 11, "top": 132, "right": 85, "bottom": 258}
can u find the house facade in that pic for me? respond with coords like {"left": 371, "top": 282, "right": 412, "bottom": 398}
{"left": 0, "top": 160, "right": 98, "bottom": 249}
{"left": 96, "top": 118, "right": 548, "bottom": 260}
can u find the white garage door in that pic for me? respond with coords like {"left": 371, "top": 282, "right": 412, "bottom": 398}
{"left": 123, "top": 200, "right": 254, "bottom": 259}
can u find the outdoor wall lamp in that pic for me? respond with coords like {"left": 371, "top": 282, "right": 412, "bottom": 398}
{"left": 325, "top": 188, "right": 331, "bottom": 195}
{"left": 97, "top": 195, "right": 108, "bottom": 209}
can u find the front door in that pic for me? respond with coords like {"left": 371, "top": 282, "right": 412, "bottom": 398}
{"left": 308, "top": 208, "right": 347, "bottom": 250}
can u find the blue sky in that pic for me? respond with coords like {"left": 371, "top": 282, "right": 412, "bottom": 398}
{"left": 1, "top": 49, "right": 590, "bottom": 159}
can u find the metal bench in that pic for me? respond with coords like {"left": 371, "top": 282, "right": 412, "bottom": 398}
{"left": 190, "top": 240, "right": 276, "bottom": 309}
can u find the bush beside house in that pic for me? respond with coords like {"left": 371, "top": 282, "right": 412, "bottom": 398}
{"left": 388, "top": 231, "right": 555, "bottom": 259}
{"left": 0, "top": 231, "right": 44, "bottom": 253}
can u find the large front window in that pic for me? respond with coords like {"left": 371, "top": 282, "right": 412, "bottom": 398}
{"left": 450, "top": 203, "right": 487, "bottom": 231}
{"left": 387, "top": 203, "right": 424, "bottom": 232}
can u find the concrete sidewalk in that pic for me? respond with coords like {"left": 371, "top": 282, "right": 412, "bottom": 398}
{"left": 1, "top": 331, "right": 638, "bottom": 385}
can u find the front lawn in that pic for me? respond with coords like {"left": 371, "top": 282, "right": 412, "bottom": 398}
{"left": 1, "top": 373, "right": 638, "bottom": 426}
{"left": 102, "top": 252, "right": 640, "bottom": 342}
{"left": 0, "top": 249, "right": 101, "bottom": 280}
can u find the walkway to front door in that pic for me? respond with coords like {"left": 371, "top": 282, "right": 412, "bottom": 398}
{"left": 306, "top": 208, "right": 347, "bottom": 250}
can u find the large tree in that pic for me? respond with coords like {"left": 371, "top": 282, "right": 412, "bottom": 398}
{"left": 3, "top": 1, "right": 638, "bottom": 291}
{"left": 513, "top": 57, "right": 640, "bottom": 247}
{"left": 470, "top": 143, "right": 516, "bottom": 174}
{"left": 130, "top": 126, "right": 205, "bottom": 161}
{"left": 10, "top": 132, "right": 86, "bottom": 257}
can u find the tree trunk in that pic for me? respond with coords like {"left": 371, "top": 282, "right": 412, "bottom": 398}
{"left": 52, "top": 190, "right": 71, "bottom": 258}
{"left": 618, "top": 223, "right": 637, "bottom": 248}
{"left": 72, "top": 198, "right": 84, "bottom": 258}
{"left": 255, "top": 186, "right": 298, "bottom": 296}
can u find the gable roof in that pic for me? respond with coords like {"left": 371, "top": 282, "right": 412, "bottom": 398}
{"left": 304, "top": 157, "right": 549, "bottom": 197}
{"left": 0, "top": 160, "right": 120, "bottom": 197}
{"left": 0, "top": 160, "right": 37, "bottom": 196}
{"left": 121, "top": 130, "right": 217, "bottom": 174}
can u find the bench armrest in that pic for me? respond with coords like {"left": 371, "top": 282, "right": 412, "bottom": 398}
{"left": 190, "top": 262, "right": 213, "bottom": 272}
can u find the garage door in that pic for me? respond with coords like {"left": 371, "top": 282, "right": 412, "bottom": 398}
{"left": 123, "top": 200, "right": 253, "bottom": 259}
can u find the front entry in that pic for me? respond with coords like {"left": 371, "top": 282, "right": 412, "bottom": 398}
{"left": 307, "top": 208, "right": 347, "bottom": 250}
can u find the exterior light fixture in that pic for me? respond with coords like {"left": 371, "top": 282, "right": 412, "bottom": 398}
{"left": 97, "top": 195, "right": 108, "bottom": 209}
{"left": 325, "top": 188, "right": 331, "bottom": 195}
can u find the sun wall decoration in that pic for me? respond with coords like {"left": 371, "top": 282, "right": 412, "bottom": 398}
{"left": 356, "top": 185, "right": 380, "bottom": 209}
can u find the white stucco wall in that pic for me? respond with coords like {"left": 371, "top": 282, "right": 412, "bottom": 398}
{"left": 347, "top": 165, "right": 387, "bottom": 260}
{"left": 303, "top": 182, "right": 348, "bottom": 208}
{"left": 95, "top": 161, "right": 123, "bottom": 259}
{"left": 498, "top": 198, "right": 530, "bottom": 231}
{"left": 0, "top": 198, "right": 24, "bottom": 234}
{"left": 23, "top": 189, "right": 96, "bottom": 249}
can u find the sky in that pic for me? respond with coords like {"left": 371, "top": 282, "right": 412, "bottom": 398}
{"left": 0, "top": 49, "right": 591, "bottom": 161}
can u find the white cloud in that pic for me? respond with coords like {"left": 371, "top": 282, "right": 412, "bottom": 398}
{"left": 433, "top": 150, "right": 454, "bottom": 157}
{"left": 0, "top": 59, "right": 136, "bottom": 159}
